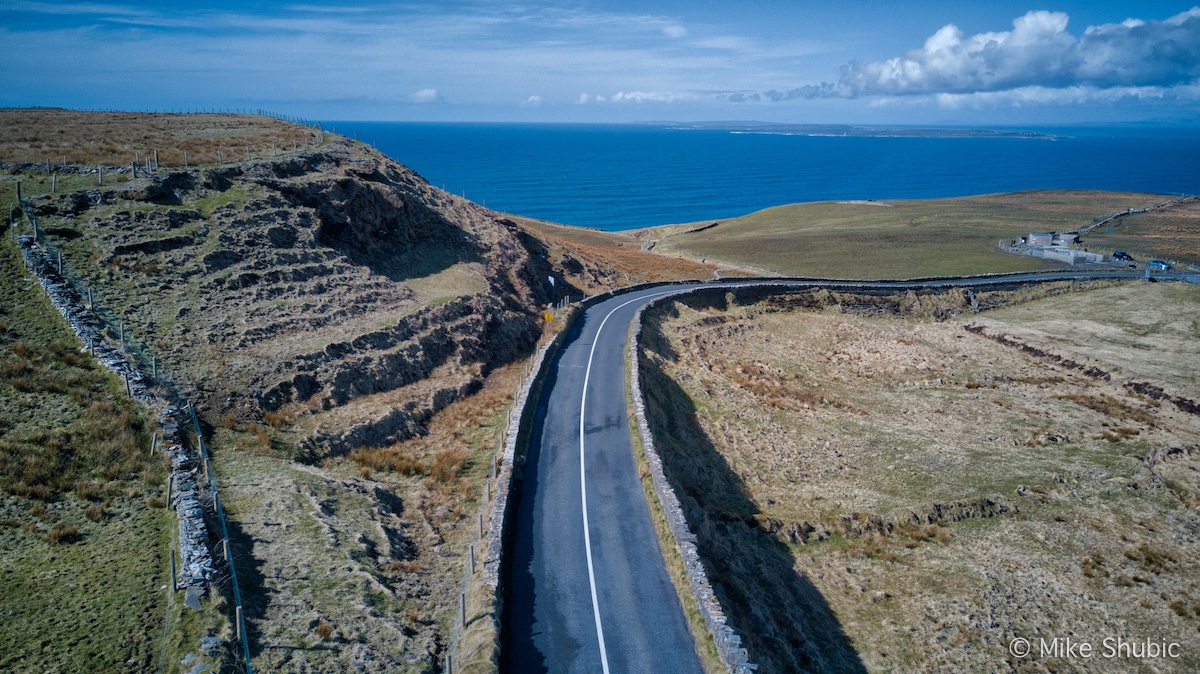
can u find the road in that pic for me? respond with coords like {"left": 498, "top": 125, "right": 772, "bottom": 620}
{"left": 501, "top": 270, "right": 1181, "bottom": 673}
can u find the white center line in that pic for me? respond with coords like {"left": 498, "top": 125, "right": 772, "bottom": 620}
{"left": 578, "top": 288, "right": 695, "bottom": 674}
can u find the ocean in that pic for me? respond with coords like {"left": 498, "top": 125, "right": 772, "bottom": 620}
{"left": 328, "top": 122, "right": 1200, "bottom": 232}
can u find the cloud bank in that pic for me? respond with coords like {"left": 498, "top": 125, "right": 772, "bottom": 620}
{"left": 839, "top": 7, "right": 1200, "bottom": 98}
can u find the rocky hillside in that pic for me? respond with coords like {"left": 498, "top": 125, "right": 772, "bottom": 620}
{"left": 25, "top": 136, "right": 552, "bottom": 456}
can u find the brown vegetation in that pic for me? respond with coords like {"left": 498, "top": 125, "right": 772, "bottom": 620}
{"left": 0, "top": 108, "right": 316, "bottom": 166}
{"left": 640, "top": 282, "right": 1200, "bottom": 672}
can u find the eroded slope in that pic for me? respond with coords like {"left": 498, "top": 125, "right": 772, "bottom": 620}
{"left": 27, "top": 137, "right": 549, "bottom": 456}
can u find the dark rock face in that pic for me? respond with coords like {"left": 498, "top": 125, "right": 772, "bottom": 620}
{"left": 29, "top": 137, "right": 550, "bottom": 456}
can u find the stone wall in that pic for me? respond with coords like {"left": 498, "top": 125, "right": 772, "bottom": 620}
{"left": 15, "top": 230, "right": 228, "bottom": 663}
{"left": 630, "top": 300, "right": 755, "bottom": 674}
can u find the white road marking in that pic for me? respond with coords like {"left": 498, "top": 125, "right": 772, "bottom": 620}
{"left": 579, "top": 289, "right": 686, "bottom": 674}
{"left": 570, "top": 274, "right": 1139, "bottom": 669}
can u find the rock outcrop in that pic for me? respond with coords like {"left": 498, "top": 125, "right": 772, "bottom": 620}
{"left": 25, "top": 137, "right": 555, "bottom": 455}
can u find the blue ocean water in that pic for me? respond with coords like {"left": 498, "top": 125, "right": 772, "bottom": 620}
{"left": 329, "top": 122, "right": 1200, "bottom": 231}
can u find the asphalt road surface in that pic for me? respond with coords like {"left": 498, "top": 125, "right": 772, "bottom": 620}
{"left": 501, "top": 271, "right": 1182, "bottom": 673}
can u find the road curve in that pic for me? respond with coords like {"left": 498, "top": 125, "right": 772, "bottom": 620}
{"left": 501, "top": 270, "right": 1181, "bottom": 672}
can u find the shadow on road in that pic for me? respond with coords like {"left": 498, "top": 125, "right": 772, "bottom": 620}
{"left": 498, "top": 330, "right": 572, "bottom": 674}
{"left": 639, "top": 303, "right": 867, "bottom": 674}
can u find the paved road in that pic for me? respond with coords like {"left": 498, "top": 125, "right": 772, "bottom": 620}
{"left": 501, "top": 271, "right": 1181, "bottom": 673}
{"left": 504, "top": 286, "right": 705, "bottom": 674}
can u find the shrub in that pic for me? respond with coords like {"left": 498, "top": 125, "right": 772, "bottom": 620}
{"left": 430, "top": 448, "right": 468, "bottom": 484}
{"left": 315, "top": 621, "right": 333, "bottom": 641}
{"left": 262, "top": 408, "right": 292, "bottom": 430}
{"left": 46, "top": 523, "right": 81, "bottom": 544}
{"left": 84, "top": 503, "right": 108, "bottom": 522}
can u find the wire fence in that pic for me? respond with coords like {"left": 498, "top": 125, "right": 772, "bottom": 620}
{"left": 188, "top": 403, "right": 254, "bottom": 673}
{"left": 13, "top": 204, "right": 254, "bottom": 673}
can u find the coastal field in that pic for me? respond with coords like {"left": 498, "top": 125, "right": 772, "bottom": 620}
{"left": 639, "top": 281, "right": 1200, "bottom": 672}
{"left": 1085, "top": 198, "right": 1200, "bottom": 268}
{"left": 636, "top": 191, "right": 1181, "bottom": 279}
{"left": 0, "top": 108, "right": 315, "bottom": 167}
{"left": 4, "top": 109, "right": 1196, "bottom": 673}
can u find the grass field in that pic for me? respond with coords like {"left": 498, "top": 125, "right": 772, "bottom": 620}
{"left": 640, "top": 281, "right": 1200, "bottom": 672}
{"left": 1084, "top": 198, "right": 1200, "bottom": 268}
{"left": 0, "top": 108, "right": 317, "bottom": 167}
{"left": 638, "top": 190, "right": 1178, "bottom": 279}
{"left": 0, "top": 233, "right": 175, "bottom": 672}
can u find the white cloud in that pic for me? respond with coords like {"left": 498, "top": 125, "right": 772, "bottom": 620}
{"left": 609, "top": 90, "right": 699, "bottom": 103}
{"left": 524, "top": 95, "right": 544, "bottom": 106}
{"left": 931, "top": 83, "right": 1200, "bottom": 109}
{"left": 663, "top": 24, "right": 687, "bottom": 39}
{"left": 577, "top": 93, "right": 591, "bottom": 104}
{"left": 410, "top": 88, "right": 441, "bottom": 104}
{"left": 837, "top": 7, "right": 1200, "bottom": 97}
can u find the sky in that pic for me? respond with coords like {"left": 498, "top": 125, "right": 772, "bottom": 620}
{"left": 1, "top": 1, "right": 1198, "bottom": 125}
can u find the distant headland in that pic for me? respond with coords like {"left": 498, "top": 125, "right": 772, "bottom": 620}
{"left": 653, "top": 121, "right": 1059, "bottom": 139}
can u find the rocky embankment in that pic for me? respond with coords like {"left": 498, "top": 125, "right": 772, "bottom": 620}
{"left": 24, "top": 138, "right": 553, "bottom": 456}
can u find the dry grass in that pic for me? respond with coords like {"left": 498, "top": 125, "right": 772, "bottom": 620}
{"left": 511, "top": 215, "right": 735, "bottom": 292}
{"left": 641, "top": 282, "right": 1200, "bottom": 672}
{"left": 0, "top": 108, "right": 318, "bottom": 167}
{"left": 1085, "top": 198, "right": 1200, "bottom": 266}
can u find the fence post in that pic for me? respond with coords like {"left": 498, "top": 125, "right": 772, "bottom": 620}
{"left": 154, "top": 149, "right": 159, "bottom": 169}
{"left": 170, "top": 549, "right": 177, "bottom": 588}
{"left": 150, "top": 432, "right": 157, "bottom": 456}
{"left": 460, "top": 593, "right": 466, "bottom": 627}
{"left": 183, "top": 151, "right": 188, "bottom": 168}
{"left": 152, "top": 355, "right": 157, "bottom": 380}
{"left": 51, "top": 173, "right": 56, "bottom": 193}
{"left": 236, "top": 605, "right": 243, "bottom": 642}
{"left": 56, "top": 251, "right": 62, "bottom": 275}
{"left": 469, "top": 543, "right": 475, "bottom": 573}
{"left": 98, "top": 166, "right": 103, "bottom": 186}
{"left": 87, "top": 287, "right": 93, "bottom": 310}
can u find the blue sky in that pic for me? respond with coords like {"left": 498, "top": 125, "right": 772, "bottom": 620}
{"left": 1, "top": 1, "right": 1198, "bottom": 125}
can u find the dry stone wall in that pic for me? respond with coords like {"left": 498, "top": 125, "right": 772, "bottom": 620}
{"left": 630, "top": 300, "right": 755, "bottom": 674}
{"left": 15, "top": 230, "right": 225, "bottom": 656}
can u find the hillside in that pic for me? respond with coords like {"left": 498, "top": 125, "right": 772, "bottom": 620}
{"left": 16, "top": 131, "right": 554, "bottom": 456}
{"left": 636, "top": 191, "right": 1186, "bottom": 278}
{"left": 0, "top": 110, "right": 587, "bottom": 672}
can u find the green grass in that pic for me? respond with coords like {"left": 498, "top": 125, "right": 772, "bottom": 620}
{"left": 0, "top": 233, "right": 178, "bottom": 672}
{"left": 0, "top": 499, "right": 172, "bottom": 672}
{"left": 642, "top": 190, "right": 1171, "bottom": 278}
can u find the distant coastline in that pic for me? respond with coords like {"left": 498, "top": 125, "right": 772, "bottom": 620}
{"left": 339, "top": 121, "right": 1197, "bottom": 231}
{"left": 657, "top": 121, "right": 1059, "bottom": 139}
